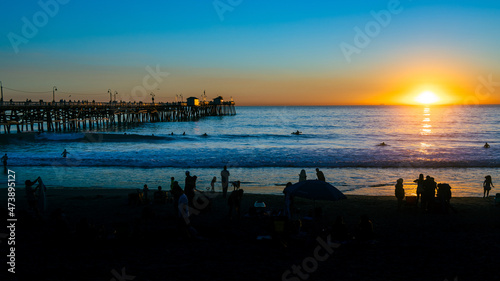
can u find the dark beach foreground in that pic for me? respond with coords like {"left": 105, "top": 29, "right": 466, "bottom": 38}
{"left": 1, "top": 188, "right": 499, "bottom": 281}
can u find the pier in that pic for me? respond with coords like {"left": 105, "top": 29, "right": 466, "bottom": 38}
{"left": 0, "top": 100, "right": 236, "bottom": 133}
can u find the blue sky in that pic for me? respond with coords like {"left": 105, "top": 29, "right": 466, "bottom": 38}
{"left": 1, "top": 0, "right": 499, "bottom": 105}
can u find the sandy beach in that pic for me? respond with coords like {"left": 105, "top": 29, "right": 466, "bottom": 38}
{"left": 2, "top": 187, "right": 499, "bottom": 281}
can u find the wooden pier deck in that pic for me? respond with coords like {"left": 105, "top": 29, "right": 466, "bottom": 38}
{"left": 0, "top": 100, "right": 236, "bottom": 133}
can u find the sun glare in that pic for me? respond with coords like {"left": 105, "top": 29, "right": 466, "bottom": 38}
{"left": 415, "top": 91, "right": 439, "bottom": 105}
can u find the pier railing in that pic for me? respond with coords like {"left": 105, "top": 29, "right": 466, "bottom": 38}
{"left": 0, "top": 101, "right": 236, "bottom": 133}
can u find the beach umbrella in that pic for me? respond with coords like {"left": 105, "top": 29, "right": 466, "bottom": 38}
{"left": 284, "top": 180, "right": 346, "bottom": 201}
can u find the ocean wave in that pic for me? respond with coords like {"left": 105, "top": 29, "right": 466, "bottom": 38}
{"left": 9, "top": 157, "right": 500, "bottom": 169}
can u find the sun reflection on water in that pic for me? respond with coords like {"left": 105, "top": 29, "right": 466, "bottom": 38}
{"left": 420, "top": 107, "right": 432, "bottom": 136}
{"left": 419, "top": 107, "right": 433, "bottom": 153}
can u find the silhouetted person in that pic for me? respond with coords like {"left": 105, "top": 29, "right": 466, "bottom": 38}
{"left": 299, "top": 169, "right": 307, "bottom": 182}
{"left": 171, "top": 181, "right": 191, "bottom": 237}
{"left": 1, "top": 153, "right": 8, "bottom": 167}
{"left": 184, "top": 171, "right": 196, "bottom": 205}
{"left": 170, "top": 177, "right": 175, "bottom": 191}
{"left": 423, "top": 176, "right": 437, "bottom": 211}
{"left": 35, "top": 177, "right": 47, "bottom": 214}
{"left": 378, "top": 142, "right": 387, "bottom": 146}
{"left": 316, "top": 168, "right": 325, "bottom": 182}
{"left": 413, "top": 174, "right": 425, "bottom": 208}
{"left": 483, "top": 175, "right": 494, "bottom": 198}
{"left": 231, "top": 180, "right": 241, "bottom": 190}
{"left": 154, "top": 186, "right": 166, "bottom": 204}
{"left": 395, "top": 178, "right": 405, "bottom": 210}
{"left": 61, "top": 149, "right": 69, "bottom": 158}
{"left": 437, "top": 183, "right": 453, "bottom": 213}
{"left": 283, "top": 182, "right": 293, "bottom": 219}
{"left": 221, "top": 166, "right": 230, "bottom": 198}
{"left": 143, "top": 184, "right": 149, "bottom": 203}
{"left": 210, "top": 176, "right": 217, "bottom": 192}
{"left": 484, "top": 142, "right": 490, "bottom": 148}
{"left": 228, "top": 189, "right": 244, "bottom": 220}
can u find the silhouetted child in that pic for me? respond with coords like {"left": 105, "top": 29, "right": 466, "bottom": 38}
{"left": 154, "top": 186, "right": 166, "bottom": 204}
{"left": 483, "top": 175, "right": 494, "bottom": 198}
{"left": 395, "top": 178, "right": 405, "bottom": 210}
{"left": 210, "top": 176, "right": 216, "bottom": 192}
{"left": 299, "top": 169, "right": 307, "bottom": 182}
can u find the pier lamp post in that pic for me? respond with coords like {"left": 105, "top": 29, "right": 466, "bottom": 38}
{"left": 52, "top": 86, "right": 57, "bottom": 102}
{"left": 0, "top": 81, "right": 3, "bottom": 104}
{"left": 150, "top": 92, "right": 155, "bottom": 104}
{"left": 114, "top": 91, "right": 118, "bottom": 103}
{"left": 108, "top": 89, "right": 112, "bottom": 103}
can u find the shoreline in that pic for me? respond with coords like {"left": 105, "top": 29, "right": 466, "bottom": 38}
{"left": 5, "top": 165, "right": 498, "bottom": 198}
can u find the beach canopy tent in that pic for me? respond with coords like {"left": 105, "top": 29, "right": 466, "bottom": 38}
{"left": 284, "top": 180, "right": 346, "bottom": 201}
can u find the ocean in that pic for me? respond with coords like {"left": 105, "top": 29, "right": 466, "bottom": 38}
{"left": 1, "top": 105, "right": 499, "bottom": 197}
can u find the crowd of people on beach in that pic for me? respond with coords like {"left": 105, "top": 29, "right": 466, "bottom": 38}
{"left": 392, "top": 174, "right": 495, "bottom": 213}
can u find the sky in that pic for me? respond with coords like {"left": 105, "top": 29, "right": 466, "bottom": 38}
{"left": 0, "top": 0, "right": 499, "bottom": 105}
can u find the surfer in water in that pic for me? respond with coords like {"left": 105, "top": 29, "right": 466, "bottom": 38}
{"left": 61, "top": 149, "right": 70, "bottom": 158}
{"left": 484, "top": 142, "right": 490, "bottom": 148}
{"left": 292, "top": 130, "right": 302, "bottom": 135}
{"left": 377, "top": 142, "right": 388, "bottom": 146}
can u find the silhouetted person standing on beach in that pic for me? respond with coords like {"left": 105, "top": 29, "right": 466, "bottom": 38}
{"left": 221, "top": 166, "right": 230, "bottom": 198}
{"left": 210, "top": 176, "right": 217, "bottom": 192}
{"left": 184, "top": 171, "right": 196, "bottom": 205}
{"left": 143, "top": 184, "right": 149, "bottom": 203}
{"left": 483, "top": 175, "right": 494, "bottom": 198}
{"left": 413, "top": 174, "right": 424, "bottom": 208}
{"left": 1, "top": 153, "right": 8, "bottom": 167}
{"left": 395, "top": 178, "right": 405, "bottom": 210}
{"left": 61, "top": 149, "right": 69, "bottom": 158}
{"left": 423, "top": 176, "right": 437, "bottom": 211}
{"left": 299, "top": 169, "right": 307, "bottom": 182}
{"left": 316, "top": 168, "right": 325, "bottom": 182}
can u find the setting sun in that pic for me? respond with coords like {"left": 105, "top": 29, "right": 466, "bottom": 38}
{"left": 415, "top": 91, "right": 440, "bottom": 104}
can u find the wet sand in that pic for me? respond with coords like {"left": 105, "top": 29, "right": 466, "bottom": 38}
{"left": 2, "top": 188, "right": 499, "bottom": 281}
